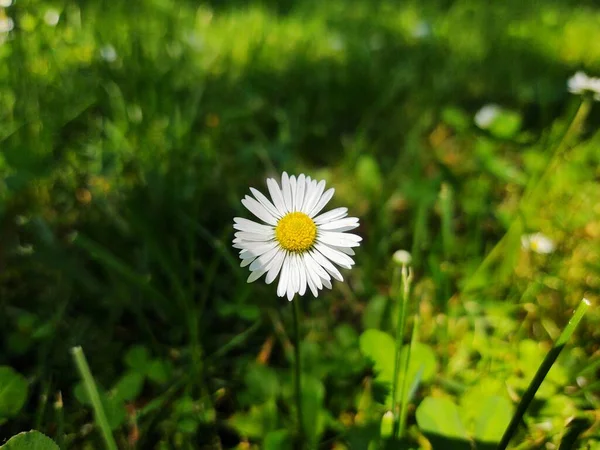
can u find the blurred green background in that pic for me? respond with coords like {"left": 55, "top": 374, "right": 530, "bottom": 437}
{"left": 0, "top": 0, "right": 599, "bottom": 448}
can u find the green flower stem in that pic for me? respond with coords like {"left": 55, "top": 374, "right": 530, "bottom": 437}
{"left": 497, "top": 298, "right": 591, "bottom": 450}
{"left": 71, "top": 346, "right": 118, "bottom": 450}
{"left": 292, "top": 298, "right": 305, "bottom": 447}
{"left": 399, "top": 312, "right": 419, "bottom": 438}
{"left": 391, "top": 265, "right": 413, "bottom": 439}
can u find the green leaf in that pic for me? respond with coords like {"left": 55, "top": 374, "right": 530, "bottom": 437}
{"left": 73, "top": 383, "right": 126, "bottom": 430}
{"left": 416, "top": 397, "right": 470, "bottom": 447}
{"left": 0, "top": 431, "right": 59, "bottom": 450}
{"left": 263, "top": 430, "right": 292, "bottom": 450}
{"left": 146, "top": 359, "right": 171, "bottom": 385}
{"left": 112, "top": 372, "right": 144, "bottom": 402}
{"left": 0, "top": 367, "right": 28, "bottom": 420}
{"left": 228, "top": 400, "right": 278, "bottom": 439}
{"left": 73, "top": 382, "right": 90, "bottom": 405}
{"left": 124, "top": 345, "right": 151, "bottom": 372}
{"left": 400, "top": 342, "right": 438, "bottom": 385}
{"left": 359, "top": 329, "right": 395, "bottom": 381}
{"left": 243, "top": 364, "right": 280, "bottom": 404}
{"left": 488, "top": 109, "right": 522, "bottom": 139}
{"left": 459, "top": 378, "right": 510, "bottom": 435}
{"left": 301, "top": 375, "right": 326, "bottom": 446}
{"left": 442, "top": 107, "right": 470, "bottom": 132}
{"left": 472, "top": 396, "right": 513, "bottom": 444}
{"left": 103, "top": 395, "right": 127, "bottom": 430}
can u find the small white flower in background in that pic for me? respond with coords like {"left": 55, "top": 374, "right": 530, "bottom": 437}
{"left": 567, "top": 71, "right": 600, "bottom": 100}
{"left": 392, "top": 249, "right": 412, "bottom": 266}
{"left": 233, "top": 172, "right": 361, "bottom": 301}
{"left": 474, "top": 104, "right": 501, "bottom": 129}
{"left": 43, "top": 9, "right": 60, "bottom": 26}
{"left": 0, "top": 16, "right": 14, "bottom": 33}
{"left": 0, "top": 0, "right": 12, "bottom": 8}
{"left": 521, "top": 233, "right": 555, "bottom": 254}
{"left": 100, "top": 44, "right": 117, "bottom": 62}
{"left": 412, "top": 20, "right": 431, "bottom": 39}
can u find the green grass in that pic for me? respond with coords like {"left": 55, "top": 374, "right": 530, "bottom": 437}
{"left": 1, "top": 0, "right": 599, "bottom": 448}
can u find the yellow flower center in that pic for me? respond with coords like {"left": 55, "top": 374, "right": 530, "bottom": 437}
{"left": 275, "top": 212, "right": 317, "bottom": 253}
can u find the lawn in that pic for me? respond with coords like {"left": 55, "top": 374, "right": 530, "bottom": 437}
{"left": 0, "top": 0, "right": 599, "bottom": 449}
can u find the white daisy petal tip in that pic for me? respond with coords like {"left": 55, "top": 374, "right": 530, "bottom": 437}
{"left": 234, "top": 173, "right": 360, "bottom": 299}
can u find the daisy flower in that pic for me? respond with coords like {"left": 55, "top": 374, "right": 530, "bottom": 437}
{"left": 567, "top": 71, "right": 600, "bottom": 100}
{"left": 474, "top": 104, "right": 501, "bottom": 129}
{"left": 233, "top": 172, "right": 361, "bottom": 300}
{"left": 521, "top": 232, "right": 555, "bottom": 255}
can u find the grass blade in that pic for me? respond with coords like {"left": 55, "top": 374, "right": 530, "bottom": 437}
{"left": 496, "top": 298, "right": 591, "bottom": 450}
{"left": 71, "top": 346, "right": 118, "bottom": 450}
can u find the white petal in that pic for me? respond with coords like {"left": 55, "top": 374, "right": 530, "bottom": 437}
{"left": 239, "top": 249, "right": 254, "bottom": 259}
{"left": 234, "top": 217, "right": 274, "bottom": 234}
{"left": 309, "top": 188, "right": 335, "bottom": 218}
{"left": 286, "top": 262, "right": 295, "bottom": 300}
{"left": 247, "top": 267, "right": 268, "bottom": 283}
{"left": 234, "top": 241, "right": 278, "bottom": 257}
{"left": 297, "top": 254, "right": 307, "bottom": 296}
{"left": 296, "top": 174, "right": 306, "bottom": 213}
{"left": 265, "top": 249, "right": 286, "bottom": 284}
{"left": 249, "top": 245, "right": 280, "bottom": 271}
{"left": 291, "top": 254, "right": 300, "bottom": 295}
{"left": 267, "top": 178, "right": 288, "bottom": 215}
{"left": 306, "top": 273, "right": 318, "bottom": 297}
{"left": 314, "top": 207, "right": 348, "bottom": 224}
{"left": 303, "top": 254, "right": 323, "bottom": 290}
{"left": 309, "top": 249, "right": 344, "bottom": 282}
{"left": 317, "top": 231, "right": 362, "bottom": 248}
{"left": 277, "top": 256, "right": 290, "bottom": 297}
{"left": 250, "top": 187, "right": 283, "bottom": 219}
{"left": 300, "top": 178, "right": 315, "bottom": 212}
{"left": 303, "top": 251, "right": 331, "bottom": 282}
{"left": 289, "top": 175, "right": 297, "bottom": 211}
{"left": 242, "top": 197, "right": 278, "bottom": 226}
{"left": 333, "top": 246, "right": 355, "bottom": 256}
{"left": 318, "top": 217, "right": 359, "bottom": 231}
{"left": 281, "top": 172, "right": 293, "bottom": 213}
{"left": 314, "top": 242, "right": 354, "bottom": 269}
{"left": 234, "top": 231, "right": 274, "bottom": 242}
{"left": 302, "top": 180, "right": 325, "bottom": 214}
{"left": 240, "top": 257, "right": 255, "bottom": 267}
{"left": 322, "top": 277, "right": 332, "bottom": 289}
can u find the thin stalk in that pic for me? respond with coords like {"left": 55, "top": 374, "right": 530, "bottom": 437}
{"left": 399, "top": 313, "right": 419, "bottom": 438}
{"left": 497, "top": 298, "right": 591, "bottom": 450}
{"left": 391, "top": 265, "right": 413, "bottom": 439}
{"left": 54, "top": 391, "right": 65, "bottom": 449}
{"left": 71, "top": 346, "right": 118, "bottom": 450}
{"left": 292, "top": 298, "right": 305, "bottom": 447}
